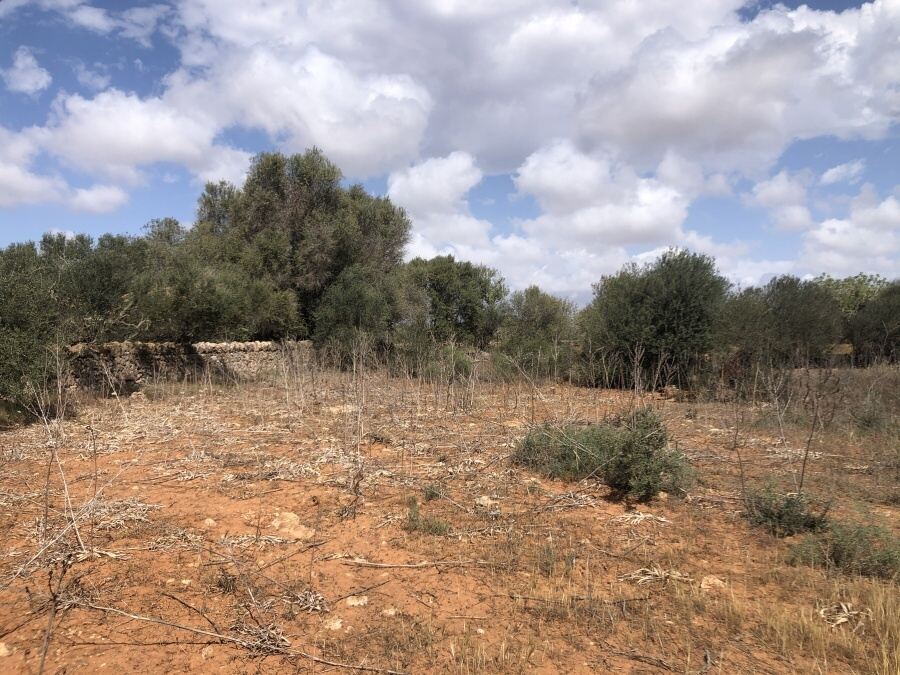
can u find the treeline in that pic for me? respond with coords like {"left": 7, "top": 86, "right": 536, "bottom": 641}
{"left": 1, "top": 149, "right": 898, "bottom": 408}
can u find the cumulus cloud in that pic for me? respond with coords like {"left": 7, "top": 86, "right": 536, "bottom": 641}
{"left": 0, "top": 0, "right": 898, "bottom": 281}
{"left": 38, "top": 89, "right": 249, "bottom": 184}
{"left": 514, "top": 141, "right": 691, "bottom": 247}
{"left": 73, "top": 61, "right": 111, "bottom": 91}
{"left": 747, "top": 170, "right": 814, "bottom": 230}
{"left": 821, "top": 159, "right": 866, "bottom": 185}
{"left": 69, "top": 184, "right": 129, "bottom": 213}
{"left": 577, "top": 2, "right": 900, "bottom": 172}
{"left": 801, "top": 184, "right": 900, "bottom": 276}
{"left": 388, "top": 152, "right": 492, "bottom": 249}
{"left": 2, "top": 46, "right": 52, "bottom": 95}
{"left": 0, "top": 122, "right": 132, "bottom": 212}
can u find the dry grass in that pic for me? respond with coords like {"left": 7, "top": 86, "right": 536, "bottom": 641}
{"left": 0, "top": 361, "right": 896, "bottom": 673}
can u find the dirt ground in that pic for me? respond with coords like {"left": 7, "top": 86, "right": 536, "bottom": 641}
{"left": 0, "top": 371, "right": 897, "bottom": 674}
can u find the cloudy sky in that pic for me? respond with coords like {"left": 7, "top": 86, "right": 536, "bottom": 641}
{"left": 1, "top": 0, "right": 898, "bottom": 298}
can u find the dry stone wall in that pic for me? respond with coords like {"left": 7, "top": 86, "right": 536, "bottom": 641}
{"left": 68, "top": 340, "right": 312, "bottom": 394}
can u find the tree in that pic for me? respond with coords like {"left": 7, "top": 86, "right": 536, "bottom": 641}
{"left": 405, "top": 255, "right": 507, "bottom": 349}
{"left": 763, "top": 276, "right": 842, "bottom": 364}
{"left": 580, "top": 250, "right": 728, "bottom": 389}
{"left": 313, "top": 265, "right": 397, "bottom": 351}
{"left": 813, "top": 274, "right": 889, "bottom": 318}
{"left": 0, "top": 242, "right": 56, "bottom": 408}
{"left": 192, "top": 149, "right": 411, "bottom": 334}
{"left": 498, "top": 286, "right": 576, "bottom": 379}
{"left": 849, "top": 282, "right": 900, "bottom": 363}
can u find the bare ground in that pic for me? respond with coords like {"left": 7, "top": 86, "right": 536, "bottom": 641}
{"left": 0, "top": 371, "right": 897, "bottom": 674}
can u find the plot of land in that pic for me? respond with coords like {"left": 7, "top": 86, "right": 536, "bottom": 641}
{"left": 0, "top": 372, "right": 897, "bottom": 673}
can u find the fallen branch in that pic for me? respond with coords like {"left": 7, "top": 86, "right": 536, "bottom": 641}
{"left": 78, "top": 602, "right": 408, "bottom": 674}
{"left": 508, "top": 593, "right": 650, "bottom": 606}
{"left": 341, "top": 558, "right": 492, "bottom": 569}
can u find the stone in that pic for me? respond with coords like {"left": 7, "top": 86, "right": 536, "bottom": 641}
{"left": 475, "top": 495, "right": 498, "bottom": 509}
{"left": 0, "top": 643, "right": 11, "bottom": 657}
{"left": 345, "top": 595, "right": 368, "bottom": 607}
{"left": 271, "top": 511, "right": 315, "bottom": 540}
{"left": 700, "top": 575, "right": 727, "bottom": 593}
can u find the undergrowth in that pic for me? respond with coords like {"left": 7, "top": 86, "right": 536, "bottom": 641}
{"left": 512, "top": 407, "right": 692, "bottom": 501}
{"left": 403, "top": 496, "right": 450, "bottom": 536}
{"left": 745, "top": 487, "right": 830, "bottom": 537}
{"left": 790, "top": 521, "right": 900, "bottom": 580}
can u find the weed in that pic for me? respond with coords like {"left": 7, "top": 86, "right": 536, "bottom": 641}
{"left": 536, "top": 544, "right": 575, "bottom": 577}
{"left": 744, "top": 487, "right": 830, "bottom": 537}
{"left": 403, "top": 496, "right": 450, "bottom": 536}
{"left": 790, "top": 521, "right": 900, "bottom": 580}
{"left": 423, "top": 483, "right": 444, "bottom": 501}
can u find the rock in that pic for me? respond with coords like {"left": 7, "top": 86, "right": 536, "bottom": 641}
{"left": 475, "top": 495, "right": 498, "bottom": 509}
{"left": 345, "top": 595, "right": 368, "bottom": 607}
{"left": 325, "top": 618, "right": 343, "bottom": 631}
{"left": 656, "top": 491, "right": 669, "bottom": 502}
{"left": 130, "top": 391, "right": 147, "bottom": 401}
{"left": 700, "top": 575, "right": 727, "bottom": 593}
{"left": 202, "top": 517, "right": 217, "bottom": 528}
{"left": 382, "top": 607, "right": 398, "bottom": 617}
{"left": 0, "top": 643, "right": 11, "bottom": 657}
{"left": 270, "top": 511, "right": 315, "bottom": 540}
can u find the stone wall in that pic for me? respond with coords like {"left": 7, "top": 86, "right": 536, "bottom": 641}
{"left": 68, "top": 340, "right": 312, "bottom": 394}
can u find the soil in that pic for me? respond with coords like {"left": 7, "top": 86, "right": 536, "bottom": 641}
{"left": 0, "top": 373, "right": 896, "bottom": 673}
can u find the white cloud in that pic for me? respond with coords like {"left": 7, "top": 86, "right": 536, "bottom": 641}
{"left": 821, "top": 159, "right": 866, "bottom": 185}
{"left": 2, "top": 46, "right": 52, "bottom": 95}
{"left": 69, "top": 184, "right": 129, "bottom": 213}
{"left": 747, "top": 170, "right": 813, "bottom": 230}
{"left": 73, "top": 61, "right": 111, "bottom": 90}
{"left": 801, "top": 184, "right": 900, "bottom": 276}
{"left": 389, "top": 152, "right": 492, "bottom": 249}
{"left": 2, "top": 0, "right": 899, "bottom": 286}
{"left": 39, "top": 89, "right": 247, "bottom": 184}
{"left": 577, "top": 2, "right": 900, "bottom": 172}
{"left": 514, "top": 141, "right": 691, "bottom": 247}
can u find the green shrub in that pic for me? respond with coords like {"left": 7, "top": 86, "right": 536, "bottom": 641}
{"left": 512, "top": 407, "right": 692, "bottom": 501}
{"left": 422, "top": 345, "right": 473, "bottom": 383}
{"left": 744, "top": 487, "right": 830, "bottom": 537}
{"left": 403, "top": 497, "right": 450, "bottom": 536}
{"left": 790, "top": 521, "right": 900, "bottom": 580}
{"left": 422, "top": 483, "right": 444, "bottom": 501}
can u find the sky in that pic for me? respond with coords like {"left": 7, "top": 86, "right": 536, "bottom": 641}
{"left": 0, "top": 0, "right": 898, "bottom": 300}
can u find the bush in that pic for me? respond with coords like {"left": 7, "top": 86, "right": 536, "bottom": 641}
{"left": 422, "top": 344, "right": 473, "bottom": 383}
{"left": 512, "top": 407, "right": 692, "bottom": 501}
{"left": 403, "top": 497, "right": 450, "bottom": 536}
{"left": 790, "top": 521, "right": 900, "bottom": 580}
{"left": 744, "top": 487, "right": 830, "bottom": 537}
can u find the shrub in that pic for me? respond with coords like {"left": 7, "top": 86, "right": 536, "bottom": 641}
{"left": 422, "top": 344, "right": 473, "bottom": 383}
{"left": 512, "top": 407, "right": 692, "bottom": 501}
{"left": 422, "top": 483, "right": 444, "bottom": 501}
{"left": 403, "top": 497, "right": 450, "bottom": 536}
{"left": 744, "top": 487, "right": 830, "bottom": 537}
{"left": 790, "top": 521, "right": 900, "bottom": 580}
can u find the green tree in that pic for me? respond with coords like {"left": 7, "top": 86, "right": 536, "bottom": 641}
{"left": 405, "top": 255, "right": 507, "bottom": 349}
{"left": 849, "top": 282, "right": 900, "bottom": 363}
{"left": 580, "top": 250, "right": 728, "bottom": 389}
{"left": 813, "top": 274, "right": 889, "bottom": 318}
{"left": 498, "top": 286, "right": 576, "bottom": 379}
{"left": 313, "top": 265, "right": 397, "bottom": 351}
{"left": 763, "top": 276, "right": 842, "bottom": 364}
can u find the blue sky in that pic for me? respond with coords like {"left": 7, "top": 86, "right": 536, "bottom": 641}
{"left": 1, "top": 0, "right": 898, "bottom": 298}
